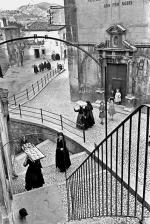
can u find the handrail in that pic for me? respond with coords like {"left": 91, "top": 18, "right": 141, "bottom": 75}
{"left": 9, "top": 104, "right": 85, "bottom": 142}
{"left": 8, "top": 67, "right": 62, "bottom": 107}
{"left": 66, "top": 104, "right": 146, "bottom": 179}
{"left": 66, "top": 104, "right": 150, "bottom": 222}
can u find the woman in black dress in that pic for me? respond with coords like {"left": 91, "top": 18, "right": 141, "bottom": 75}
{"left": 85, "top": 101, "right": 95, "bottom": 127}
{"left": 56, "top": 132, "right": 71, "bottom": 172}
{"left": 74, "top": 106, "right": 88, "bottom": 130}
{"left": 23, "top": 156, "right": 45, "bottom": 191}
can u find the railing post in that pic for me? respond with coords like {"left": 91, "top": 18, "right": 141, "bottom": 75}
{"left": 41, "top": 78, "right": 43, "bottom": 87}
{"left": 19, "top": 104, "right": 22, "bottom": 117}
{"left": 40, "top": 108, "right": 43, "bottom": 123}
{"left": 32, "top": 84, "right": 35, "bottom": 95}
{"left": 60, "top": 115, "right": 63, "bottom": 130}
{"left": 44, "top": 76, "right": 46, "bottom": 84}
{"left": 50, "top": 71, "right": 51, "bottom": 78}
{"left": 83, "top": 128, "right": 85, "bottom": 143}
{"left": 14, "top": 94, "right": 17, "bottom": 106}
{"left": 26, "top": 89, "right": 29, "bottom": 100}
{"left": 37, "top": 81, "right": 40, "bottom": 91}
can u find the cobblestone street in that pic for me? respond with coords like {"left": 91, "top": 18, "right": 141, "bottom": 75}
{"left": 0, "top": 57, "right": 60, "bottom": 97}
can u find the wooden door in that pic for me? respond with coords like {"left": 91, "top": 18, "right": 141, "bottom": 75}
{"left": 107, "top": 64, "right": 127, "bottom": 99}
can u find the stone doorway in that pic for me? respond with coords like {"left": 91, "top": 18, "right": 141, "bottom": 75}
{"left": 107, "top": 63, "right": 127, "bottom": 100}
{"left": 34, "top": 49, "right": 40, "bottom": 58}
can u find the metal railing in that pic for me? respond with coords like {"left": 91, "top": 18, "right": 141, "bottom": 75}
{"left": 66, "top": 104, "right": 150, "bottom": 222}
{"left": 10, "top": 105, "right": 85, "bottom": 142}
{"left": 8, "top": 67, "right": 62, "bottom": 107}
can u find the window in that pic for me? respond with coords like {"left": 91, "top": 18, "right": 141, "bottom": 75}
{"left": 56, "top": 41, "right": 58, "bottom": 46}
{"left": 42, "top": 49, "right": 45, "bottom": 55}
{"left": 113, "top": 35, "right": 119, "bottom": 47}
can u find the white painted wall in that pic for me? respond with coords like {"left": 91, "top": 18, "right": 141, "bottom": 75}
{"left": 23, "top": 30, "right": 64, "bottom": 60}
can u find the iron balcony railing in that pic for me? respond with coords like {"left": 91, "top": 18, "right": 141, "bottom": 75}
{"left": 66, "top": 104, "right": 150, "bottom": 223}
{"left": 9, "top": 105, "right": 85, "bottom": 142}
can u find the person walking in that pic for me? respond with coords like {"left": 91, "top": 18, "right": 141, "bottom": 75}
{"left": 23, "top": 156, "right": 45, "bottom": 191}
{"left": 108, "top": 97, "right": 116, "bottom": 120}
{"left": 55, "top": 132, "right": 71, "bottom": 172}
{"left": 85, "top": 101, "right": 95, "bottom": 127}
{"left": 74, "top": 106, "right": 88, "bottom": 130}
{"left": 33, "top": 65, "right": 38, "bottom": 74}
{"left": 99, "top": 101, "right": 105, "bottom": 125}
{"left": 47, "top": 61, "right": 51, "bottom": 70}
{"left": 44, "top": 61, "right": 47, "bottom": 70}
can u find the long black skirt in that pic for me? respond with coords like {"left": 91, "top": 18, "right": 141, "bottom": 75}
{"left": 56, "top": 148, "right": 71, "bottom": 172}
{"left": 25, "top": 166, "right": 44, "bottom": 191}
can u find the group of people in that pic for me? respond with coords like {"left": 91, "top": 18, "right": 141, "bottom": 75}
{"left": 74, "top": 89, "right": 121, "bottom": 127}
{"left": 99, "top": 88, "right": 122, "bottom": 124}
{"left": 74, "top": 101, "right": 95, "bottom": 130}
{"left": 33, "top": 60, "right": 51, "bottom": 74}
{"left": 23, "top": 132, "right": 71, "bottom": 191}
{"left": 99, "top": 98, "right": 116, "bottom": 124}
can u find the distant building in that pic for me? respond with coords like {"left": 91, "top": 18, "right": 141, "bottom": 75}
{"left": 22, "top": 22, "right": 66, "bottom": 61}
{"left": 0, "top": 18, "right": 11, "bottom": 72}
{"left": 64, "top": 0, "right": 150, "bottom": 105}
{"left": 2, "top": 24, "right": 21, "bottom": 66}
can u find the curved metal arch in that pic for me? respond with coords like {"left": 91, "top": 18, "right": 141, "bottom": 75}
{"left": 0, "top": 35, "right": 101, "bottom": 66}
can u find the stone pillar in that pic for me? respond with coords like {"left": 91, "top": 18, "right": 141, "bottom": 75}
{"left": 127, "top": 60, "right": 133, "bottom": 95}
{"left": 124, "top": 60, "right": 137, "bottom": 111}
{"left": 0, "top": 88, "right": 14, "bottom": 223}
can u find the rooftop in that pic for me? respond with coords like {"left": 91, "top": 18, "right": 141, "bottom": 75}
{"left": 23, "top": 22, "right": 65, "bottom": 31}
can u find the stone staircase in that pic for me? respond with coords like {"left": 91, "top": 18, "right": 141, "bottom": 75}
{"left": 12, "top": 139, "right": 141, "bottom": 224}
{"left": 12, "top": 139, "right": 90, "bottom": 224}
{"left": 12, "top": 139, "right": 88, "bottom": 194}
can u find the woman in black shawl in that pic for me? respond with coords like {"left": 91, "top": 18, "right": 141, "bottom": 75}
{"left": 74, "top": 106, "right": 88, "bottom": 130}
{"left": 85, "top": 101, "right": 95, "bottom": 127}
{"left": 56, "top": 132, "right": 71, "bottom": 172}
{"left": 23, "top": 156, "right": 45, "bottom": 191}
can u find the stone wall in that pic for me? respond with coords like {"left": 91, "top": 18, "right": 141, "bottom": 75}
{"left": 3, "top": 26, "right": 21, "bottom": 66}
{"left": 10, "top": 118, "right": 85, "bottom": 155}
{"left": 75, "top": 0, "right": 150, "bottom": 44}
{"left": 131, "top": 49, "right": 150, "bottom": 104}
{"left": 64, "top": 0, "right": 80, "bottom": 101}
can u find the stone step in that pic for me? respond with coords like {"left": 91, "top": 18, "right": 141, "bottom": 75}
{"left": 12, "top": 139, "right": 88, "bottom": 194}
{"left": 63, "top": 216, "right": 139, "bottom": 224}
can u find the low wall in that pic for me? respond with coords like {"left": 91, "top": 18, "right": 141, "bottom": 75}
{"left": 10, "top": 118, "right": 85, "bottom": 155}
{"left": 12, "top": 184, "right": 66, "bottom": 224}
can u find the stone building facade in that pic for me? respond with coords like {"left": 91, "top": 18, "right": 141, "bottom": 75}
{"left": 64, "top": 0, "right": 150, "bottom": 104}
{"left": 2, "top": 24, "right": 21, "bottom": 66}
{"left": 22, "top": 23, "right": 66, "bottom": 61}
